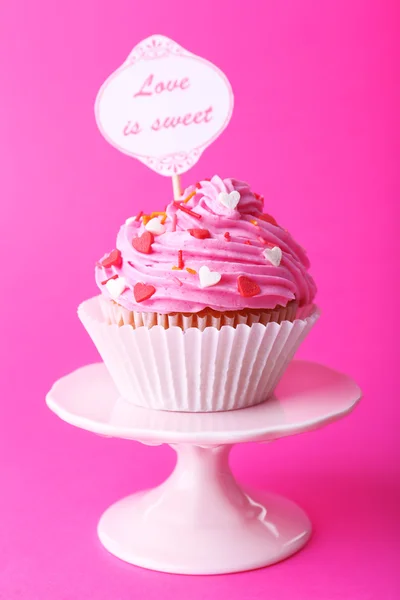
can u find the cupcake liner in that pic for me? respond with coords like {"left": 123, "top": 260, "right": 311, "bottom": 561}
{"left": 79, "top": 296, "right": 319, "bottom": 412}
{"left": 99, "top": 296, "right": 302, "bottom": 331}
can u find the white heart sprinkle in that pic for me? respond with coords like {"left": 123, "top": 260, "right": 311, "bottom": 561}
{"left": 218, "top": 190, "right": 241, "bottom": 210}
{"left": 263, "top": 246, "right": 282, "bottom": 267}
{"left": 106, "top": 277, "right": 127, "bottom": 299}
{"left": 145, "top": 217, "right": 166, "bottom": 236}
{"left": 125, "top": 216, "right": 137, "bottom": 225}
{"left": 199, "top": 265, "right": 222, "bottom": 288}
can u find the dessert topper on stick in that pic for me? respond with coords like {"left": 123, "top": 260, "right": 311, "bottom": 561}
{"left": 95, "top": 35, "right": 234, "bottom": 198}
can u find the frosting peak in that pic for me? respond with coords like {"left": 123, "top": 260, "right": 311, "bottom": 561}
{"left": 184, "top": 176, "right": 263, "bottom": 218}
{"left": 95, "top": 176, "right": 316, "bottom": 314}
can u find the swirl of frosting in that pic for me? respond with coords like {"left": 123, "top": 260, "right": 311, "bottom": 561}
{"left": 95, "top": 175, "right": 316, "bottom": 314}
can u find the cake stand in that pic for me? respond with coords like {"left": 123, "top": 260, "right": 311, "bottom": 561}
{"left": 46, "top": 360, "right": 361, "bottom": 575}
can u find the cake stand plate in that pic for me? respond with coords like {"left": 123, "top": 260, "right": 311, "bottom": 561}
{"left": 46, "top": 360, "right": 361, "bottom": 574}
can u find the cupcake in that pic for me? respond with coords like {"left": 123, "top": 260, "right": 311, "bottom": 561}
{"left": 79, "top": 175, "right": 318, "bottom": 412}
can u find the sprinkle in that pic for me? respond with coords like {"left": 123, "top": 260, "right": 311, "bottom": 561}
{"left": 171, "top": 214, "right": 177, "bottom": 232}
{"left": 135, "top": 211, "right": 143, "bottom": 221}
{"left": 254, "top": 192, "right": 264, "bottom": 201}
{"left": 186, "top": 267, "right": 197, "bottom": 275}
{"left": 150, "top": 211, "right": 167, "bottom": 224}
{"left": 172, "top": 266, "right": 182, "bottom": 271}
{"left": 101, "top": 249, "right": 122, "bottom": 269}
{"left": 199, "top": 265, "right": 222, "bottom": 288}
{"left": 178, "top": 250, "right": 184, "bottom": 269}
{"left": 258, "top": 213, "right": 278, "bottom": 226}
{"left": 142, "top": 215, "right": 151, "bottom": 225}
{"left": 175, "top": 202, "right": 202, "bottom": 220}
{"left": 183, "top": 190, "right": 197, "bottom": 204}
{"left": 263, "top": 246, "right": 282, "bottom": 267}
{"left": 257, "top": 236, "right": 267, "bottom": 245}
{"left": 237, "top": 276, "right": 261, "bottom": 298}
{"left": 245, "top": 240, "right": 252, "bottom": 245}
{"left": 134, "top": 282, "right": 156, "bottom": 303}
{"left": 101, "top": 274, "right": 118, "bottom": 285}
{"left": 106, "top": 276, "right": 127, "bottom": 300}
{"left": 224, "top": 232, "right": 231, "bottom": 241}
{"left": 145, "top": 217, "right": 166, "bottom": 236}
{"left": 195, "top": 182, "right": 202, "bottom": 189}
{"left": 172, "top": 276, "right": 183, "bottom": 286}
{"left": 132, "top": 231, "right": 154, "bottom": 254}
{"left": 188, "top": 228, "right": 210, "bottom": 239}
{"left": 250, "top": 219, "right": 258, "bottom": 226}
{"left": 218, "top": 191, "right": 240, "bottom": 210}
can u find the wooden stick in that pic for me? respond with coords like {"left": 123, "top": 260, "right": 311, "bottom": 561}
{"left": 172, "top": 174, "right": 182, "bottom": 200}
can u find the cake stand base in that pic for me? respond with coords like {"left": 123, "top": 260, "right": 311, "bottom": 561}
{"left": 46, "top": 361, "right": 362, "bottom": 574}
{"left": 98, "top": 445, "right": 310, "bottom": 574}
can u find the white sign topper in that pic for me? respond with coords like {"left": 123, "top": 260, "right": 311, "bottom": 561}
{"left": 95, "top": 35, "right": 234, "bottom": 176}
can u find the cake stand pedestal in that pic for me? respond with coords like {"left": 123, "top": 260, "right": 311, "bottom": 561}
{"left": 46, "top": 360, "right": 361, "bottom": 575}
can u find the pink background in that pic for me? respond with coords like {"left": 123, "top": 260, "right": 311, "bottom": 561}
{"left": 0, "top": 0, "right": 398, "bottom": 598}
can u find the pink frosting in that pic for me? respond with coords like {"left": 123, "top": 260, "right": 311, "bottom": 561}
{"left": 95, "top": 175, "right": 316, "bottom": 314}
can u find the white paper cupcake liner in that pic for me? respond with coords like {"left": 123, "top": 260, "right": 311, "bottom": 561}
{"left": 78, "top": 296, "right": 319, "bottom": 412}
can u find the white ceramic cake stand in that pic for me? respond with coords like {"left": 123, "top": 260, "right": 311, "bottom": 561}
{"left": 46, "top": 360, "right": 361, "bottom": 575}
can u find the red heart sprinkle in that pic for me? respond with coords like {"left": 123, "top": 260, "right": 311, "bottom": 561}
{"left": 258, "top": 213, "right": 278, "bottom": 226}
{"left": 134, "top": 282, "right": 156, "bottom": 303}
{"left": 101, "top": 249, "right": 122, "bottom": 268}
{"left": 132, "top": 231, "right": 154, "bottom": 254}
{"left": 188, "top": 228, "right": 210, "bottom": 239}
{"left": 237, "top": 276, "right": 261, "bottom": 298}
{"left": 101, "top": 274, "right": 118, "bottom": 285}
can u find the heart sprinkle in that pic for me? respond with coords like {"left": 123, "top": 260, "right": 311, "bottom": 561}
{"left": 237, "top": 276, "right": 261, "bottom": 298}
{"left": 106, "top": 276, "right": 127, "bottom": 300}
{"left": 145, "top": 217, "right": 166, "bottom": 236}
{"left": 101, "top": 249, "right": 122, "bottom": 269}
{"left": 134, "top": 282, "right": 156, "bottom": 303}
{"left": 258, "top": 213, "right": 278, "bottom": 226}
{"left": 101, "top": 274, "right": 119, "bottom": 285}
{"left": 224, "top": 232, "right": 231, "bottom": 241}
{"left": 132, "top": 231, "right": 154, "bottom": 254}
{"left": 188, "top": 228, "right": 210, "bottom": 239}
{"left": 263, "top": 246, "right": 282, "bottom": 267}
{"left": 218, "top": 190, "right": 241, "bottom": 210}
{"left": 199, "top": 265, "right": 222, "bottom": 288}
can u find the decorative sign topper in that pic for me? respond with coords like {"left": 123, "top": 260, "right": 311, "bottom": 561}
{"left": 95, "top": 35, "right": 234, "bottom": 177}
